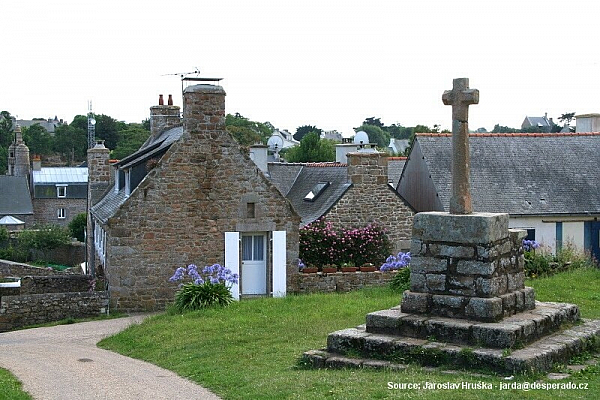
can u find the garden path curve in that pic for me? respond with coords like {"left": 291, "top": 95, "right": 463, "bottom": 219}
{"left": 0, "top": 314, "right": 221, "bottom": 400}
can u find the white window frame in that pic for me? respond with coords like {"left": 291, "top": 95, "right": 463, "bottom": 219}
{"left": 56, "top": 184, "right": 67, "bottom": 198}
{"left": 57, "top": 208, "right": 66, "bottom": 219}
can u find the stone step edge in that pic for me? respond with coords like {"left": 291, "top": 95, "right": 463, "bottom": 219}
{"left": 365, "top": 301, "right": 580, "bottom": 349}
{"left": 320, "top": 318, "right": 600, "bottom": 374}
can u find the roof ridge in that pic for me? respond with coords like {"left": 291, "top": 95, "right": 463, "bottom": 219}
{"left": 417, "top": 132, "right": 600, "bottom": 138}
{"left": 269, "top": 162, "right": 347, "bottom": 167}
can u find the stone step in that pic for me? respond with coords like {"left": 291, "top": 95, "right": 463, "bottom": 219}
{"left": 312, "top": 318, "right": 600, "bottom": 374}
{"left": 365, "top": 301, "right": 579, "bottom": 349}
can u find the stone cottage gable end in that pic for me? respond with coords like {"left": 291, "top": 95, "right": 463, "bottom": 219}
{"left": 104, "top": 84, "right": 300, "bottom": 312}
{"left": 325, "top": 152, "right": 414, "bottom": 252}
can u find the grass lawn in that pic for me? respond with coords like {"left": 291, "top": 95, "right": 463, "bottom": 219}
{"left": 98, "top": 268, "right": 600, "bottom": 400}
{"left": 0, "top": 368, "right": 32, "bottom": 400}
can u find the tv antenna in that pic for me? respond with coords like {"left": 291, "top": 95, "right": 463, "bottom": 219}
{"left": 87, "top": 101, "right": 96, "bottom": 149}
{"left": 162, "top": 67, "right": 223, "bottom": 94}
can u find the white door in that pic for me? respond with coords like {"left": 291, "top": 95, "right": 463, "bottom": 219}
{"left": 241, "top": 233, "right": 267, "bottom": 295}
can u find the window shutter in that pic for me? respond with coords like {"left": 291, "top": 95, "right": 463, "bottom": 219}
{"left": 225, "top": 232, "right": 240, "bottom": 300}
{"left": 272, "top": 231, "right": 286, "bottom": 298}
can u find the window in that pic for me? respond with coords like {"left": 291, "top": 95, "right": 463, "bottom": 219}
{"left": 57, "top": 208, "right": 66, "bottom": 219}
{"left": 57, "top": 185, "right": 67, "bottom": 198}
{"left": 242, "top": 235, "right": 265, "bottom": 261}
{"left": 525, "top": 229, "right": 535, "bottom": 241}
{"left": 246, "top": 202, "right": 256, "bottom": 219}
{"left": 304, "top": 181, "right": 330, "bottom": 202}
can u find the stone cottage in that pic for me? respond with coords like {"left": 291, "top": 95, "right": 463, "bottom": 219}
{"left": 397, "top": 132, "right": 600, "bottom": 260}
{"left": 265, "top": 150, "right": 414, "bottom": 253}
{"left": 88, "top": 84, "right": 300, "bottom": 312}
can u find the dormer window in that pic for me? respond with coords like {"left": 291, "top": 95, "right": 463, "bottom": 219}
{"left": 56, "top": 185, "right": 67, "bottom": 198}
{"left": 304, "top": 182, "right": 330, "bottom": 202}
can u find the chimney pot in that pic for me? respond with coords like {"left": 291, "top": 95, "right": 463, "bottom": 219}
{"left": 168, "top": 94, "right": 173, "bottom": 105}
{"left": 159, "top": 94, "right": 164, "bottom": 105}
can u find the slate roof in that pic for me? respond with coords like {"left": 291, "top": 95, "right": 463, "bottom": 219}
{"left": 388, "top": 157, "right": 406, "bottom": 189}
{"left": 267, "top": 163, "right": 351, "bottom": 225}
{"left": 411, "top": 133, "right": 600, "bottom": 216}
{"left": 522, "top": 116, "right": 551, "bottom": 128}
{"left": 32, "top": 167, "right": 88, "bottom": 184}
{"left": 0, "top": 176, "right": 34, "bottom": 215}
{"left": 91, "top": 188, "right": 129, "bottom": 224}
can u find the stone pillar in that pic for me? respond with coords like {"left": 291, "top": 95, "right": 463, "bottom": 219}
{"left": 346, "top": 151, "right": 388, "bottom": 186}
{"left": 9, "top": 125, "right": 30, "bottom": 178}
{"left": 86, "top": 141, "right": 110, "bottom": 277}
{"left": 401, "top": 212, "right": 535, "bottom": 322}
{"left": 149, "top": 94, "right": 181, "bottom": 140}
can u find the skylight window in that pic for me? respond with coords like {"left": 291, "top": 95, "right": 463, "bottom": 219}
{"left": 304, "top": 182, "right": 330, "bottom": 202}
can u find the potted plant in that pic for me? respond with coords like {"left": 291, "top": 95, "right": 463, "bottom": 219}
{"left": 299, "top": 259, "right": 318, "bottom": 273}
{"left": 340, "top": 262, "right": 357, "bottom": 273}
{"left": 360, "top": 262, "right": 377, "bottom": 272}
{"left": 321, "top": 264, "right": 338, "bottom": 273}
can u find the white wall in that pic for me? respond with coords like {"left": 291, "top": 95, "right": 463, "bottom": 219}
{"left": 509, "top": 216, "right": 588, "bottom": 255}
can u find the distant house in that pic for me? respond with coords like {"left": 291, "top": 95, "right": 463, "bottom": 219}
{"left": 16, "top": 116, "right": 64, "bottom": 134}
{"left": 388, "top": 138, "right": 410, "bottom": 155}
{"left": 397, "top": 133, "right": 600, "bottom": 260}
{"left": 575, "top": 113, "right": 600, "bottom": 133}
{"left": 4, "top": 125, "right": 85, "bottom": 228}
{"left": 0, "top": 176, "right": 34, "bottom": 228}
{"left": 88, "top": 85, "right": 300, "bottom": 312}
{"left": 521, "top": 113, "right": 552, "bottom": 132}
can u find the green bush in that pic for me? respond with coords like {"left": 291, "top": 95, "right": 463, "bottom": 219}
{"left": 174, "top": 282, "right": 233, "bottom": 311}
{"left": 0, "top": 226, "right": 8, "bottom": 242}
{"left": 524, "top": 242, "right": 597, "bottom": 279}
{"left": 68, "top": 213, "right": 87, "bottom": 242}
{"left": 17, "top": 225, "right": 71, "bottom": 251}
{"left": 389, "top": 267, "right": 411, "bottom": 292}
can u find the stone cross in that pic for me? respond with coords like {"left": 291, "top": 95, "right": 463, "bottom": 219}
{"left": 442, "top": 78, "right": 479, "bottom": 214}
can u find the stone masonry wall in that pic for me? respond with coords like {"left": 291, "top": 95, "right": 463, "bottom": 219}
{"left": 0, "top": 291, "right": 109, "bottom": 332}
{"left": 325, "top": 152, "right": 414, "bottom": 253}
{"left": 33, "top": 198, "right": 86, "bottom": 227}
{"left": 0, "top": 260, "right": 74, "bottom": 277}
{"left": 291, "top": 270, "right": 397, "bottom": 294}
{"left": 19, "top": 275, "right": 93, "bottom": 294}
{"left": 104, "top": 85, "right": 300, "bottom": 312}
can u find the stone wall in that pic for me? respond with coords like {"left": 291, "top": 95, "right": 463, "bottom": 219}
{"left": 0, "top": 259, "right": 73, "bottom": 277}
{"left": 103, "top": 84, "right": 300, "bottom": 312}
{"left": 0, "top": 292, "right": 109, "bottom": 332}
{"left": 32, "top": 197, "right": 86, "bottom": 227}
{"left": 29, "top": 242, "right": 86, "bottom": 266}
{"left": 325, "top": 152, "right": 414, "bottom": 252}
{"left": 291, "top": 270, "right": 396, "bottom": 294}
{"left": 19, "top": 275, "right": 93, "bottom": 294}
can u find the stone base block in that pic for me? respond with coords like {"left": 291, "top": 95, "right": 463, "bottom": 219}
{"left": 412, "top": 212, "right": 509, "bottom": 245}
{"left": 401, "top": 287, "right": 536, "bottom": 322}
{"left": 309, "top": 317, "right": 600, "bottom": 374}
{"left": 367, "top": 301, "right": 580, "bottom": 349}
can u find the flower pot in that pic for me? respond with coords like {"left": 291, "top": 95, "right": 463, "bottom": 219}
{"left": 359, "top": 266, "right": 377, "bottom": 272}
{"left": 321, "top": 267, "right": 338, "bottom": 273}
{"left": 341, "top": 267, "right": 357, "bottom": 273}
{"left": 301, "top": 267, "right": 318, "bottom": 274}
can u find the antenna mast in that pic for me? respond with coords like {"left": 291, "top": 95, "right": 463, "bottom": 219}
{"left": 87, "top": 101, "right": 96, "bottom": 149}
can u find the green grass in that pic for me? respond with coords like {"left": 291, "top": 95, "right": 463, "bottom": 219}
{"left": 0, "top": 368, "right": 32, "bottom": 400}
{"left": 99, "top": 268, "right": 600, "bottom": 400}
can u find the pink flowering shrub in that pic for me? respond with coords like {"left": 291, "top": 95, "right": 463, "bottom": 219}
{"left": 299, "top": 218, "right": 391, "bottom": 267}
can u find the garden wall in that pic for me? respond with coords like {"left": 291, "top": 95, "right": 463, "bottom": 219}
{"left": 290, "top": 270, "right": 397, "bottom": 294}
{"left": 0, "top": 291, "right": 109, "bottom": 332}
{"left": 0, "top": 259, "right": 73, "bottom": 277}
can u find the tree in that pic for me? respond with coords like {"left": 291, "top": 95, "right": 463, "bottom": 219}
{"left": 0, "top": 111, "right": 13, "bottom": 148}
{"left": 491, "top": 124, "right": 520, "bottom": 133}
{"left": 558, "top": 112, "right": 576, "bottom": 125}
{"left": 293, "top": 125, "right": 322, "bottom": 142}
{"left": 225, "top": 113, "right": 272, "bottom": 146}
{"left": 354, "top": 124, "right": 390, "bottom": 148}
{"left": 284, "top": 132, "right": 335, "bottom": 162}
{"left": 112, "top": 125, "right": 151, "bottom": 159}
{"left": 22, "top": 124, "right": 53, "bottom": 156}
{"left": 53, "top": 124, "right": 87, "bottom": 164}
{"left": 363, "top": 117, "right": 384, "bottom": 128}
{"left": 95, "top": 114, "right": 120, "bottom": 149}
{"left": 68, "top": 213, "right": 87, "bottom": 242}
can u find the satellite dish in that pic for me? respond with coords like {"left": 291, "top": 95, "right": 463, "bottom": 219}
{"left": 267, "top": 135, "right": 284, "bottom": 151}
{"left": 90, "top": 118, "right": 96, "bottom": 125}
{"left": 353, "top": 130, "right": 369, "bottom": 145}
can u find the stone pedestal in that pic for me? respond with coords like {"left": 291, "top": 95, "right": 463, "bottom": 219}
{"left": 401, "top": 212, "right": 533, "bottom": 322}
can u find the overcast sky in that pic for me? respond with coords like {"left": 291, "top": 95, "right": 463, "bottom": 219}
{"left": 3, "top": 0, "right": 599, "bottom": 135}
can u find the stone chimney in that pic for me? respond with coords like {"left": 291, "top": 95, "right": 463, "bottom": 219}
{"left": 249, "top": 144, "right": 268, "bottom": 173}
{"left": 346, "top": 151, "right": 389, "bottom": 186}
{"left": 150, "top": 94, "right": 181, "bottom": 140}
{"left": 32, "top": 155, "right": 42, "bottom": 171}
{"left": 8, "top": 125, "right": 30, "bottom": 177}
{"left": 182, "top": 84, "right": 226, "bottom": 141}
{"left": 87, "top": 140, "right": 111, "bottom": 207}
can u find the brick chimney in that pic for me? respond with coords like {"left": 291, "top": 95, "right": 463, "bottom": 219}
{"left": 150, "top": 94, "right": 181, "bottom": 140}
{"left": 8, "top": 125, "right": 30, "bottom": 178}
{"left": 87, "top": 140, "right": 111, "bottom": 206}
{"left": 346, "top": 151, "right": 389, "bottom": 186}
{"left": 182, "top": 84, "right": 226, "bottom": 141}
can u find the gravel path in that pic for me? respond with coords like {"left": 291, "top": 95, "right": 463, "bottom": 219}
{"left": 0, "top": 315, "right": 221, "bottom": 399}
